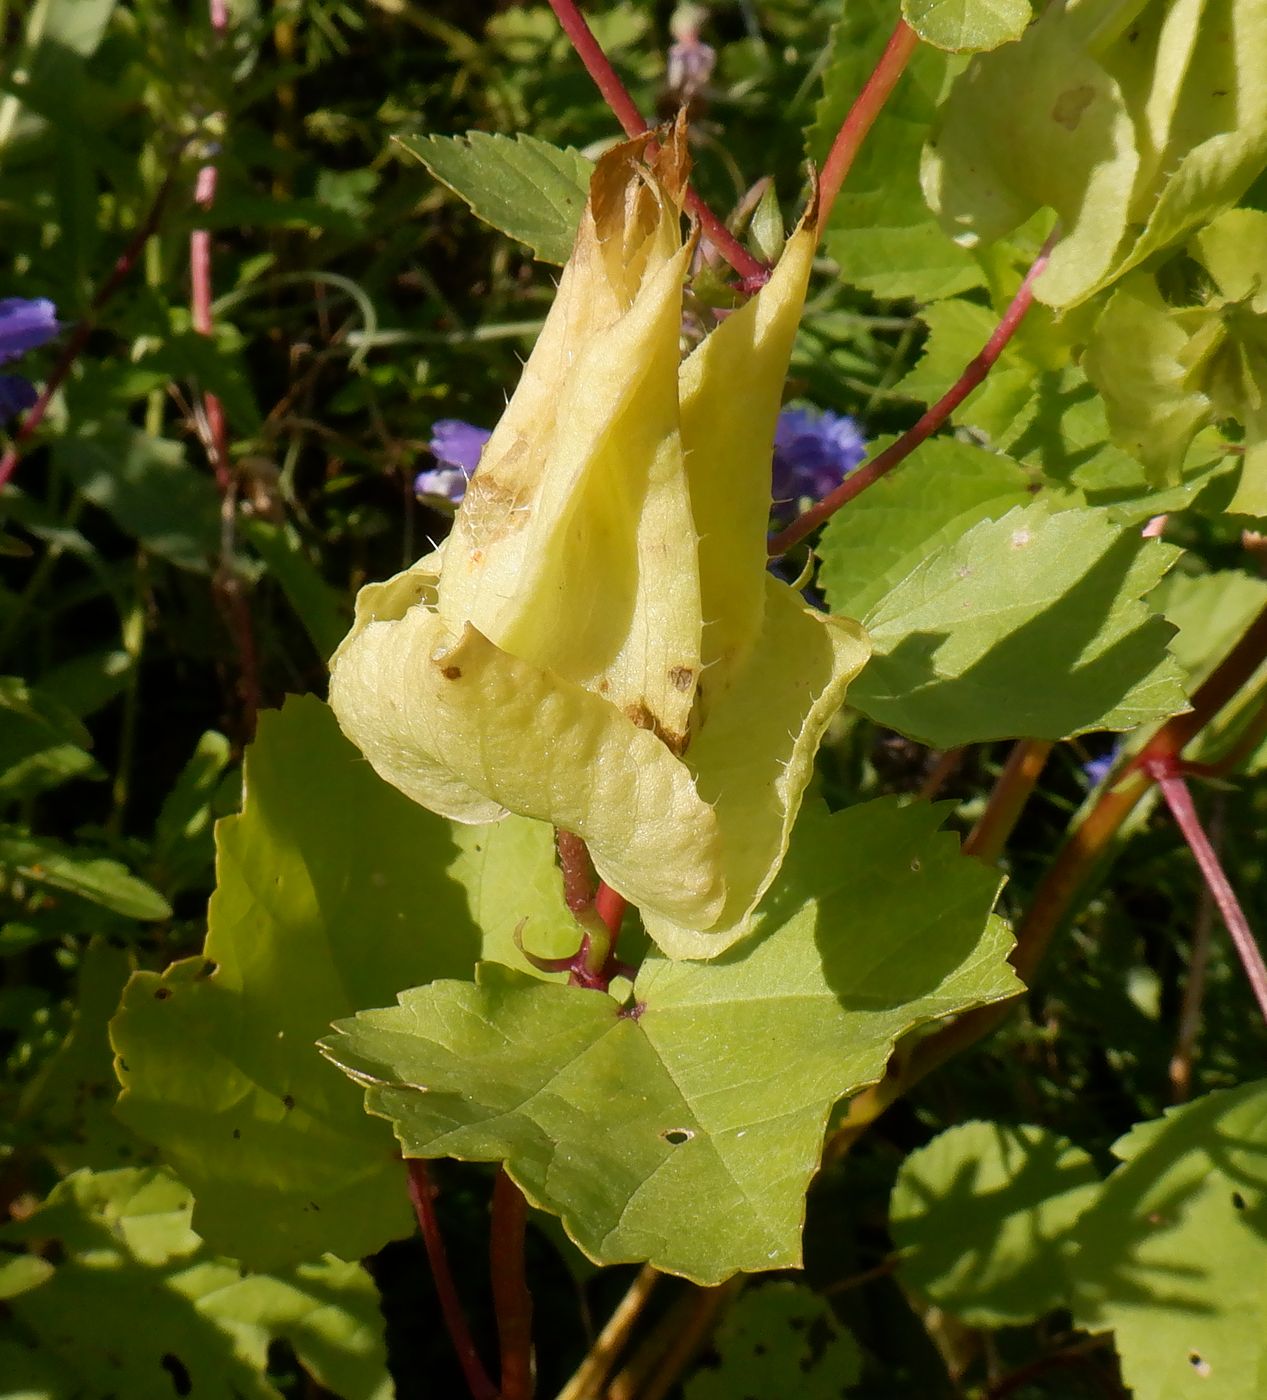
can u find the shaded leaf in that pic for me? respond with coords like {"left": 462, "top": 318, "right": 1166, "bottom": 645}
{"left": 0, "top": 675, "right": 103, "bottom": 800}
{"left": 850, "top": 501, "right": 1188, "bottom": 745}
{"left": 0, "top": 1167, "right": 392, "bottom": 1400}
{"left": 322, "top": 799, "right": 1019, "bottom": 1284}
{"left": 111, "top": 695, "right": 573, "bottom": 1268}
{"left": 1069, "top": 1081, "right": 1267, "bottom": 1399}
{"left": 0, "top": 826, "right": 171, "bottom": 921}
{"left": 890, "top": 1121, "right": 1099, "bottom": 1326}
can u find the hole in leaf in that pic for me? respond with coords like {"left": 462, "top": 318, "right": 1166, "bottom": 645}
{"left": 153, "top": 987, "right": 172, "bottom": 1001}
{"left": 1189, "top": 1352, "right": 1212, "bottom": 1377}
{"left": 282, "top": 1093, "right": 296, "bottom": 1111}
{"left": 661, "top": 1128, "right": 693, "bottom": 1146}
{"left": 161, "top": 1352, "right": 192, "bottom": 1396}
{"left": 197, "top": 959, "right": 218, "bottom": 978}
{"left": 910, "top": 858, "right": 922, "bottom": 872}
{"left": 1232, "top": 1192, "right": 1246, "bottom": 1210}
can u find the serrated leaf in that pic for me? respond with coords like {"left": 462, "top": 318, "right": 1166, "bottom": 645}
{"left": 0, "top": 1167, "right": 392, "bottom": 1400}
{"left": 849, "top": 501, "right": 1189, "bottom": 746}
{"left": 1069, "top": 1081, "right": 1267, "bottom": 1399}
{"left": 818, "top": 437, "right": 1031, "bottom": 621}
{"left": 823, "top": 221, "right": 986, "bottom": 302}
{"left": 890, "top": 1121, "right": 1099, "bottom": 1326}
{"left": 398, "top": 131, "right": 593, "bottom": 264}
{"left": 902, "top": 0, "right": 1032, "bottom": 53}
{"left": 322, "top": 798, "right": 1020, "bottom": 1284}
{"left": 683, "top": 1283, "right": 862, "bottom": 1399}
{"left": 111, "top": 694, "right": 573, "bottom": 1268}
{"left": 0, "top": 827, "right": 170, "bottom": 920}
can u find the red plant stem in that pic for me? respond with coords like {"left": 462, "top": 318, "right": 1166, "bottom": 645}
{"left": 544, "top": 0, "right": 766, "bottom": 284}
{"left": 817, "top": 20, "right": 920, "bottom": 232}
{"left": 556, "top": 831, "right": 597, "bottom": 915}
{"left": 1149, "top": 762, "right": 1267, "bottom": 1025}
{"left": 490, "top": 1170, "right": 534, "bottom": 1400}
{"left": 595, "top": 881, "right": 627, "bottom": 937}
{"left": 768, "top": 228, "right": 1059, "bottom": 556}
{"left": 405, "top": 1160, "right": 498, "bottom": 1400}
{"left": 0, "top": 159, "right": 184, "bottom": 490}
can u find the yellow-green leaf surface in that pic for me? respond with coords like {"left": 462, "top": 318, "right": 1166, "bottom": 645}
{"left": 397, "top": 130, "right": 592, "bottom": 265}
{"left": 111, "top": 695, "right": 574, "bottom": 1268}
{"left": 890, "top": 1122, "right": 1099, "bottom": 1326}
{"left": 849, "top": 501, "right": 1188, "bottom": 746}
{"left": 0, "top": 1167, "right": 391, "bottom": 1400}
{"left": 321, "top": 799, "right": 1019, "bottom": 1284}
{"left": 902, "top": 0, "right": 1031, "bottom": 53}
{"left": 924, "top": 0, "right": 1267, "bottom": 307}
{"left": 1069, "top": 1082, "right": 1267, "bottom": 1399}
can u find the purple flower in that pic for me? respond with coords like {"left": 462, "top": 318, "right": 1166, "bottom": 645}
{"left": 0, "top": 297, "right": 59, "bottom": 422}
{"left": 772, "top": 406, "right": 866, "bottom": 509}
{"left": 415, "top": 419, "right": 491, "bottom": 505}
{"left": 1083, "top": 745, "right": 1120, "bottom": 786}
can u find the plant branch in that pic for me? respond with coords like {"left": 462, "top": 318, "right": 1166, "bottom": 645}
{"left": 0, "top": 154, "right": 185, "bottom": 490}
{"left": 544, "top": 0, "right": 766, "bottom": 283}
{"left": 817, "top": 20, "right": 919, "bottom": 232}
{"left": 1149, "top": 761, "right": 1267, "bottom": 1025}
{"left": 607, "top": 1278, "right": 744, "bottom": 1400}
{"left": 490, "top": 1169, "right": 534, "bottom": 1400}
{"left": 1170, "top": 796, "right": 1220, "bottom": 1102}
{"left": 405, "top": 1160, "right": 498, "bottom": 1400}
{"left": 768, "top": 228, "right": 1058, "bottom": 556}
{"left": 555, "top": 1265, "right": 659, "bottom": 1400}
{"left": 964, "top": 740, "right": 1054, "bottom": 864}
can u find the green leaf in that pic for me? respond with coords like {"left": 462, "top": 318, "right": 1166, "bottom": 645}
{"left": 17, "top": 941, "right": 145, "bottom": 1175}
{"left": 683, "top": 1282, "right": 862, "bottom": 1399}
{"left": 0, "top": 827, "right": 171, "bottom": 921}
{"left": 111, "top": 694, "right": 573, "bottom": 1268}
{"left": 818, "top": 437, "right": 1031, "bottom": 621}
{"left": 397, "top": 131, "right": 593, "bottom": 265}
{"left": 151, "top": 730, "right": 234, "bottom": 899}
{"left": 849, "top": 501, "right": 1189, "bottom": 746}
{"left": 54, "top": 425, "right": 220, "bottom": 573}
{"left": 242, "top": 518, "right": 350, "bottom": 661}
{"left": 0, "top": 675, "right": 103, "bottom": 801}
{"left": 1069, "top": 1081, "right": 1267, "bottom": 1399}
{"left": 902, "top": 0, "right": 1032, "bottom": 54}
{"left": 0, "top": 1167, "right": 391, "bottom": 1400}
{"left": 823, "top": 221, "right": 986, "bottom": 303}
{"left": 924, "top": 0, "right": 1267, "bottom": 307}
{"left": 322, "top": 798, "right": 1019, "bottom": 1284}
{"left": 890, "top": 1121, "right": 1099, "bottom": 1326}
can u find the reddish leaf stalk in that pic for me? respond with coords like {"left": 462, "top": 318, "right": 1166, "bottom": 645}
{"left": 194, "top": 0, "right": 260, "bottom": 735}
{"left": 768, "top": 227, "right": 1059, "bottom": 556}
{"left": 816, "top": 20, "right": 920, "bottom": 232}
{"left": 964, "top": 740, "right": 1054, "bottom": 865}
{"left": 0, "top": 159, "right": 184, "bottom": 490}
{"left": 490, "top": 1169, "right": 534, "bottom": 1400}
{"left": 405, "top": 1160, "right": 499, "bottom": 1400}
{"left": 543, "top": 0, "right": 766, "bottom": 284}
{"left": 556, "top": 830, "right": 597, "bottom": 914}
{"left": 1149, "top": 760, "right": 1267, "bottom": 1025}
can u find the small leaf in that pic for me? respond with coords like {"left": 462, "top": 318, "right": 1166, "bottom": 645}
{"left": 890, "top": 1121, "right": 1099, "bottom": 1326}
{"left": 824, "top": 221, "right": 986, "bottom": 302}
{"left": 902, "top": 0, "right": 1032, "bottom": 54}
{"left": 397, "top": 130, "right": 593, "bottom": 264}
{"left": 242, "top": 518, "right": 350, "bottom": 661}
{"left": 684, "top": 1283, "right": 862, "bottom": 1398}
{"left": 849, "top": 501, "right": 1189, "bottom": 745}
{"left": 0, "top": 675, "right": 104, "bottom": 800}
{"left": 1069, "top": 1081, "right": 1267, "bottom": 1400}
{"left": 322, "top": 799, "right": 1019, "bottom": 1284}
{"left": 0, "top": 827, "right": 170, "bottom": 921}
{"left": 111, "top": 695, "right": 573, "bottom": 1268}
{"left": 0, "top": 1166, "right": 392, "bottom": 1400}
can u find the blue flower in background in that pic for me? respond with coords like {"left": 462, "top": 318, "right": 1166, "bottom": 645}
{"left": 0, "top": 297, "right": 59, "bottom": 421}
{"left": 414, "top": 419, "right": 492, "bottom": 505}
{"left": 772, "top": 406, "right": 866, "bottom": 508}
{"left": 1083, "top": 745, "right": 1120, "bottom": 786}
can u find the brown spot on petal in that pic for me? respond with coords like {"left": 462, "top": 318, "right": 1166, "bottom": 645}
{"left": 441, "top": 665, "right": 463, "bottom": 680}
{"left": 668, "top": 665, "right": 695, "bottom": 693}
{"left": 625, "top": 700, "right": 687, "bottom": 757}
{"left": 1052, "top": 85, "right": 1096, "bottom": 131}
